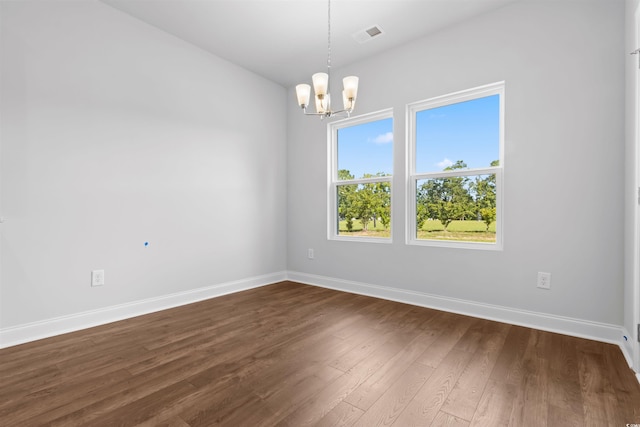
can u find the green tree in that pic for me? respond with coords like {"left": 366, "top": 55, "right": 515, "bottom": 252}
{"left": 370, "top": 173, "right": 391, "bottom": 230}
{"left": 353, "top": 178, "right": 377, "bottom": 231}
{"left": 472, "top": 160, "right": 498, "bottom": 230}
{"left": 416, "top": 160, "right": 475, "bottom": 230}
{"left": 337, "top": 170, "right": 356, "bottom": 232}
{"left": 337, "top": 170, "right": 391, "bottom": 233}
{"left": 345, "top": 172, "right": 391, "bottom": 232}
{"left": 479, "top": 207, "right": 496, "bottom": 231}
{"left": 375, "top": 180, "right": 391, "bottom": 229}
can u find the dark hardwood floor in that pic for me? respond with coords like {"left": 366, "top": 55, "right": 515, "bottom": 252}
{"left": 1, "top": 281, "right": 639, "bottom": 426}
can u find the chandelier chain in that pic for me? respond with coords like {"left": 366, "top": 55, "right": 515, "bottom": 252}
{"left": 327, "top": 0, "right": 331, "bottom": 78}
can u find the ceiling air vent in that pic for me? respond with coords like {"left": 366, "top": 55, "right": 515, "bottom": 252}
{"left": 352, "top": 25, "right": 384, "bottom": 44}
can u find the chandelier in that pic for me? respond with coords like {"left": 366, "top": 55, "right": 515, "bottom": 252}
{"left": 295, "top": 0, "right": 359, "bottom": 119}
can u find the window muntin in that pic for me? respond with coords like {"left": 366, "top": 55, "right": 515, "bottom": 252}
{"left": 408, "top": 83, "right": 504, "bottom": 249}
{"left": 329, "top": 110, "right": 393, "bottom": 241}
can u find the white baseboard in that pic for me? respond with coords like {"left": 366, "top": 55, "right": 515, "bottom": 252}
{"left": 620, "top": 327, "right": 636, "bottom": 369}
{"left": 287, "top": 271, "right": 633, "bottom": 365}
{"left": 0, "top": 271, "right": 287, "bottom": 349}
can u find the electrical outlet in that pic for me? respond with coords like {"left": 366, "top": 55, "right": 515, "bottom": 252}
{"left": 537, "top": 272, "right": 551, "bottom": 290}
{"left": 308, "top": 248, "right": 314, "bottom": 259}
{"left": 91, "top": 270, "right": 105, "bottom": 287}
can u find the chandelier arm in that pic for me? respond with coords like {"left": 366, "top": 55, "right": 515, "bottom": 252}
{"left": 301, "top": 108, "right": 352, "bottom": 119}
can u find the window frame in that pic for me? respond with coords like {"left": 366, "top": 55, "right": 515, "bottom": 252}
{"left": 328, "top": 108, "right": 394, "bottom": 243}
{"left": 406, "top": 82, "right": 505, "bottom": 250}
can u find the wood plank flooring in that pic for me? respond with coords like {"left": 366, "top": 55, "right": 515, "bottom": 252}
{"left": 1, "top": 281, "right": 639, "bottom": 426}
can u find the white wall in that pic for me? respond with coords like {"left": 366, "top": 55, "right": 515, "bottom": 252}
{"left": 625, "top": 0, "right": 640, "bottom": 369}
{"left": 0, "top": 1, "right": 287, "bottom": 330}
{"left": 288, "top": 0, "right": 625, "bottom": 327}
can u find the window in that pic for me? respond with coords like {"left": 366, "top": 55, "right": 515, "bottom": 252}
{"left": 407, "top": 82, "right": 504, "bottom": 249}
{"left": 328, "top": 109, "right": 393, "bottom": 241}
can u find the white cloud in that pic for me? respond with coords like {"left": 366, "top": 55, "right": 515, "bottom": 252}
{"left": 437, "top": 158, "right": 453, "bottom": 169}
{"left": 371, "top": 132, "right": 393, "bottom": 144}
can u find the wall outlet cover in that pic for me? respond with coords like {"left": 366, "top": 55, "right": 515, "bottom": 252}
{"left": 91, "top": 270, "right": 105, "bottom": 287}
{"left": 537, "top": 272, "right": 551, "bottom": 290}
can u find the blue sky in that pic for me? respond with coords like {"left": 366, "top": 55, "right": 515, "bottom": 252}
{"left": 416, "top": 94, "right": 500, "bottom": 172}
{"left": 337, "top": 95, "right": 499, "bottom": 179}
{"left": 337, "top": 117, "right": 393, "bottom": 179}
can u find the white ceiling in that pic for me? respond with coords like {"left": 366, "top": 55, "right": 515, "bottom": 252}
{"left": 100, "top": 0, "right": 519, "bottom": 87}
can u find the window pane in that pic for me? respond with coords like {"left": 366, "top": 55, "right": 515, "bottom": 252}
{"left": 416, "top": 174, "right": 496, "bottom": 243}
{"left": 337, "top": 181, "right": 391, "bottom": 237}
{"left": 337, "top": 117, "right": 393, "bottom": 180}
{"left": 416, "top": 95, "right": 499, "bottom": 173}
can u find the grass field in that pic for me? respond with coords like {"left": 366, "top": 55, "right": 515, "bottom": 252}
{"left": 421, "top": 219, "right": 496, "bottom": 233}
{"left": 338, "top": 219, "right": 496, "bottom": 242}
{"left": 337, "top": 219, "right": 390, "bottom": 238}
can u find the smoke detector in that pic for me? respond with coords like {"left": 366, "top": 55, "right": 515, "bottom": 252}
{"left": 352, "top": 25, "right": 384, "bottom": 44}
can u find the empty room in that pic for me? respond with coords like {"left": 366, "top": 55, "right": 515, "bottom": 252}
{"left": 2, "top": 0, "right": 640, "bottom": 425}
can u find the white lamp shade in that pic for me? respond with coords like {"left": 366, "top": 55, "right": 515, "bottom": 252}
{"left": 295, "top": 84, "right": 311, "bottom": 107}
{"left": 312, "top": 73, "right": 329, "bottom": 96}
{"left": 343, "top": 76, "right": 359, "bottom": 100}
